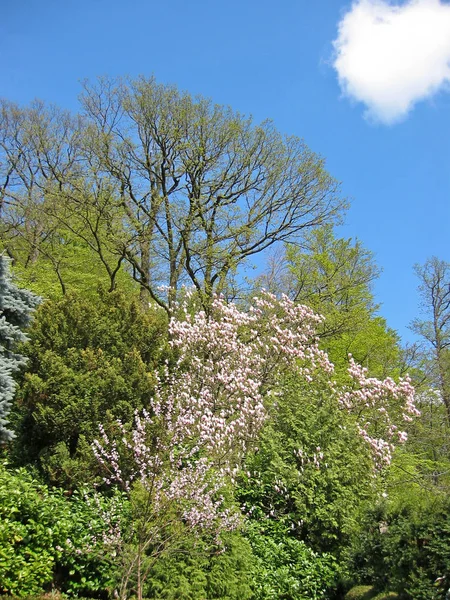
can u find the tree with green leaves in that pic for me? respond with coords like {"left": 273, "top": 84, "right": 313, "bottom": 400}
{"left": 0, "top": 255, "right": 39, "bottom": 442}
{"left": 258, "top": 226, "right": 401, "bottom": 379}
{"left": 0, "top": 99, "right": 128, "bottom": 297}
{"left": 1, "top": 79, "right": 346, "bottom": 312}
{"left": 13, "top": 288, "right": 166, "bottom": 486}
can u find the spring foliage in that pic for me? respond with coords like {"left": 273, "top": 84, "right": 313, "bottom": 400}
{"left": 0, "top": 77, "right": 441, "bottom": 600}
{"left": 91, "top": 291, "right": 417, "bottom": 599}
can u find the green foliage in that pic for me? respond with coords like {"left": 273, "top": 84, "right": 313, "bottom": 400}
{"left": 345, "top": 586, "right": 376, "bottom": 599}
{"left": 7, "top": 224, "right": 132, "bottom": 301}
{"left": 345, "top": 586, "right": 399, "bottom": 600}
{"left": 387, "top": 442, "right": 450, "bottom": 510}
{"left": 349, "top": 496, "right": 450, "bottom": 599}
{"left": 239, "top": 374, "right": 374, "bottom": 557}
{"left": 398, "top": 388, "right": 450, "bottom": 498}
{"left": 247, "top": 520, "right": 341, "bottom": 600}
{"left": 0, "top": 76, "right": 438, "bottom": 600}
{"left": 326, "top": 316, "right": 401, "bottom": 381}
{"left": 236, "top": 372, "right": 380, "bottom": 600}
{"left": 283, "top": 227, "right": 401, "bottom": 380}
{"left": 13, "top": 288, "right": 167, "bottom": 486}
{"left": 145, "top": 532, "right": 254, "bottom": 600}
{"left": 286, "top": 225, "right": 379, "bottom": 324}
{"left": 0, "top": 461, "right": 125, "bottom": 596}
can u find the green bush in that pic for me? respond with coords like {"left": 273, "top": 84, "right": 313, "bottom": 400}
{"left": 350, "top": 499, "right": 450, "bottom": 599}
{"left": 145, "top": 531, "right": 254, "bottom": 600}
{"left": 238, "top": 374, "right": 374, "bottom": 558}
{"left": 344, "top": 587, "right": 376, "bottom": 600}
{"left": 13, "top": 289, "right": 167, "bottom": 487}
{"left": 0, "top": 462, "right": 126, "bottom": 596}
{"left": 246, "top": 520, "right": 341, "bottom": 599}
{"left": 344, "top": 586, "right": 399, "bottom": 600}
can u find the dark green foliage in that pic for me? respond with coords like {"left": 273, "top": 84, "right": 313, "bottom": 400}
{"left": 0, "top": 256, "right": 39, "bottom": 442}
{"left": 247, "top": 520, "right": 341, "bottom": 600}
{"left": 0, "top": 461, "right": 125, "bottom": 597}
{"left": 236, "top": 373, "right": 378, "bottom": 599}
{"left": 13, "top": 289, "right": 167, "bottom": 486}
{"left": 239, "top": 374, "right": 374, "bottom": 557}
{"left": 350, "top": 499, "right": 450, "bottom": 599}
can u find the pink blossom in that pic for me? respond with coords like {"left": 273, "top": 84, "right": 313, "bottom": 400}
{"left": 93, "top": 290, "right": 418, "bottom": 545}
{"left": 339, "top": 358, "right": 418, "bottom": 469}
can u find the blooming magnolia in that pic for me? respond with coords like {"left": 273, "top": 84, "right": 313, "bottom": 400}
{"left": 93, "top": 291, "right": 418, "bottom": 588}
{"left": 339, "top": 357, "right": 418, "bottom": 467}
{"left": 94, "top": 292, "right": 332, "bottom": 534}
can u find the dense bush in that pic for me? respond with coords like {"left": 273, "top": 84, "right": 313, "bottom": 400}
{"left": 236, "top": 373, "right": 372, "bottom": 598}
{"left": 0, "top": 462, "right": 126, "bottom": 596}
{"left": 350, "top": 498, "right": 450, "bottom": 599}
{"left": 246, "top": 520, "right": 341, "bottom": 600}
{"left": 238, "top": 374, "right": 375, "bottom": 558}
{"left": 145, "top": 532, "right": 254, "bottom": 599}
{"left": 12, "top": 289, "right": 167, "bottom": 486}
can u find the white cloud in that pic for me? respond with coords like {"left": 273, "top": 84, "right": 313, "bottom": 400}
{"left": 333, "top": 0, "right": 450, "bottom": 124}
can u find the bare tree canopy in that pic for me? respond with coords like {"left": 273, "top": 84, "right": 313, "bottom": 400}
{"left": 0, "top": 77, "right": 346, "bottom": 311}
{"left": 411, "top": 256, "right": 450, "bottom": 423}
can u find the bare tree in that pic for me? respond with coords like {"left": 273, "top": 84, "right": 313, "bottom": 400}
{"left": 1, "top": 77, "right": 346, "bottom": 311}
{"left": 411, "top": 257, "right": 450, "bottom": 423}
{"left": 80, "top": 76, "right": 346, "bottom": 311}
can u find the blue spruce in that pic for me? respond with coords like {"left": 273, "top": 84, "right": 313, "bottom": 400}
{"left": 0, "top": 256, "right": 40, "bottom": 442}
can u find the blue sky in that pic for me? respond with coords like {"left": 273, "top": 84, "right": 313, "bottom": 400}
{"left": 2, "top": 0, "right": 449, "bottom": 343}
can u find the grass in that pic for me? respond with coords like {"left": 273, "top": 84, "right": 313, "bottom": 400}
{"left": 1, "top": 586, "right": 401, "bottom": 600}
{"left": 345, "top": 585, "right": 399, "bottom": 600}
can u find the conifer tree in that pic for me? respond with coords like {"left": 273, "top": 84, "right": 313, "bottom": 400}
{"left": 0, "top": 256, "right": 39, "bottom": 442}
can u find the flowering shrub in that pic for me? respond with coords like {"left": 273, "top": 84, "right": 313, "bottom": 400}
{"left": 93, "top": 292, "right": 332, "bottom": 533}
{"left": 93, "top": 291, "right": 418, "bottom": 598}
{"left": 93, "top": 292, "right": 335, "bottom": 597}
{"left": 339, "top": 357, "right": 418, "bottom": 468}
{"left": 0, "top": 462, "right": 124, "bottom": 596}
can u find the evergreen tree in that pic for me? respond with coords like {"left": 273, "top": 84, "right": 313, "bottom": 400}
{"left": 0, "top": 256, "right": 39, "bottom": 442}
{"left": 14, "top": 288, "right": 166, "bottom": 486}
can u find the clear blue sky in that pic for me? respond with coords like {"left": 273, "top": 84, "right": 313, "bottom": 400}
{"left": 2, "top": 0, "right": 449, "bottom": 343}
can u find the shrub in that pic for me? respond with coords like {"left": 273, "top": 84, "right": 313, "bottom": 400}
{"left": 350, "top": 499, "right": 450, "bottom": 599}
{"left": 0, "top": 462, "right": 125, "bottom": 596}
{"left": 144, "top": 531, "right": 254, "bottom": 600}
{"left": 247, "top": 520, "right": 341, "bottom": 600}
{"left": 13, "top": 289, "right": 166, "bottom": 487}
